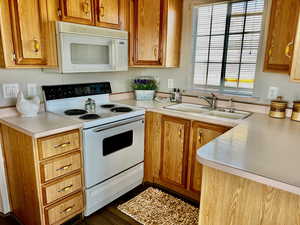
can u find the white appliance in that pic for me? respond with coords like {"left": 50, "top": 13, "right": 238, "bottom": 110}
{"left": 53, "top": 22, "right": 128, "bottom": 73}
{"left": 42, "top": 83, "right": 145, "bottom": 216}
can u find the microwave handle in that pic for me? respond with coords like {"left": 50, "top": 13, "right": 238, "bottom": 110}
{"left": 111, "top": 40, "right": 118, "bottom": 70}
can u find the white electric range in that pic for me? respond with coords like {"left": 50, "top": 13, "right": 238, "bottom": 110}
{"left": 42, "top": 82, "right": 145, "bottom": 216}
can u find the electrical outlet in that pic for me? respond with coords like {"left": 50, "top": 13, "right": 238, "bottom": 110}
{"left": 267, "top": 86, "right": 279, "bottom": 99}
{"left": 27, "top": 83, "right": 38, "bottom": 97}
{"left": 3, "top": 84, "right": 19, "bottom": 98}
{"left": 168, "top": 79, "right": 174, "bottom": 89}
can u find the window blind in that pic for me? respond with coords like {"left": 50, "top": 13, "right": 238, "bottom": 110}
{"left": 193, "top": 0, "right": 264, "bottom": 91}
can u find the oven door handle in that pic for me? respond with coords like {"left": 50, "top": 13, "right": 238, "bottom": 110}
{"left": 93, "top": 116, "right": 144, "bottom": 133}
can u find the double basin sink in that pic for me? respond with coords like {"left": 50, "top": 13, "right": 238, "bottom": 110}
{"left": 164, "top": 103, "right": 251, "bottom": 120}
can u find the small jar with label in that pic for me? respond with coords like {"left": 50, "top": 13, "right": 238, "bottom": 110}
{"left": 269, "top": 98, "right": 288, "bottom": 119}
{"left": 291, "top": 101, "right": 300, "bottom": 121}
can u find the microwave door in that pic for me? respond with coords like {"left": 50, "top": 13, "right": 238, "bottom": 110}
{"left": 60, "top": 33, "right": 114, "bottom": 73}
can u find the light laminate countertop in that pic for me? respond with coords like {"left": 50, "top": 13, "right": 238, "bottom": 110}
{"left": 119, "top": 99, "right": 300, "bottom": 195}
{"left": 197, "top": 113, "right": 300, "bottom": 195}
{"left": 0, "top": 112, "right": 82, "bottom": 138}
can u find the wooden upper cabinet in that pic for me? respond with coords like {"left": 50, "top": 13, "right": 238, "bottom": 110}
{"left": 95, "top": 0, "right": 121, "bottom": 29}
{"left": 264, "top": 0, "right": 300, "bottom": 74}
{"left": 129, "top": 0, "right": 182, "bottom": 67}
{"left": 8, "top": 0, "right": 47, "bottom": 65}
{"left": 0, "top": 0, "right": 58, "bottom": 68}
{"left": 188, "top": 121, "right": 230, "bottom": 195}
{"left": 160, "top": 115, "right": 190, "bottom": 188}
{"left": 60, "top": 0, "right": 94, "bottom": 25}
{"left": 291, "top": 12, "right": 300, "bottom": 82}
{"left": 131, "top": 0, "right": 163, "bottom": 65}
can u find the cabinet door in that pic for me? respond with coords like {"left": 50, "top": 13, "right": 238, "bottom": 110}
{"left": 131, "top": 0, "right": 163, "bottom": 65}
{"left": 60, "top": 0, "right": 94, "bottom": 25}
{"left": 160, "top": 116, "right": 190, "bottom": 188}
{"left": 95, "top": 0, "right": 121, "bottom": 29}
{"left": 188, "top": 122, "right": 230, "bottom": 195}
{"left": 291, "top": 14, "right": 300, "bottom": 82}
{"left": 264, "top": 0, "right": 300, "bottom": 73}
{"left": 8, "top": 0, "right": 47, "bottom": 65}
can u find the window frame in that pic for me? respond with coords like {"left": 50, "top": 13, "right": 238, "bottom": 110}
{"left": 191, "top": 0, "right": 265, "bottom": 96}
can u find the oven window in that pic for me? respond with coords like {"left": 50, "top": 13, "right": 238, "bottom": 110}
{"left": 71, "top": 43, "right": 110, "bottom": 64}
{"left": 103, "top": 130, "right": 133, "bottom": 156}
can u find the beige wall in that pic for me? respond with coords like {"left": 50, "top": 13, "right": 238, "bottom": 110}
{"left": 0, "top": 0, "right": 300, "bottom": 107}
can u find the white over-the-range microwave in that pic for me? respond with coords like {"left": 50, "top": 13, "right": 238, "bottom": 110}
{"left": 46, "top": 22, "right": 128, "bottom": 73}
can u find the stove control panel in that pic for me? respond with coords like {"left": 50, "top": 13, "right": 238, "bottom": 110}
{"left": 42, "top": 82, "right": 112, "bottom": 100}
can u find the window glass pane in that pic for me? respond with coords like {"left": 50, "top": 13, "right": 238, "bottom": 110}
{"left": 192, "top": 0, "right": 264, "bottom": 91}
{"left": 230, "top": 16, "right": 245, "bottom": 33}
{"left": 239, "top": 64, "right": 256, "bottom": 89}
{"left": 209, "top": 35, "right": 225, "bottom": 62}
{"left": 195, "top": 36, "right": 210, "bottom": 62}
{"left": 231, "top": 1, "right": 246, "bottom": 15}
{"left": 245, "top": 15, "right": 263, "bottom": 32}
{"left": 194, "top": 63, "right": 207, "bottom": 85}
{"left": 197, "top": 5, "right": 212, "bottom": 36}
{"left": 211, "top": 4, "right": 228, "bottom": 35}
{"left": 247, "top": 0, "right": 264, "bottom": 13}
{"left": 242, "top": 33, "right": 260, "bottom": 63}
{"left": 227, "top": 34, "right": 242, "bottom": 63}
{"left": 225, "top": 64, "right": 239, "bottom": 88}
{"left": 207, "top": 63, "right": 222, "bottom": 86}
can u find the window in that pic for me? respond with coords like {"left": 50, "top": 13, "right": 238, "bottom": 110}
{"left": 192, "top": 0, "right": 264, "bottom": 94}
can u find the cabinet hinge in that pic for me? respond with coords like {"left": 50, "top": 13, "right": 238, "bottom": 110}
{"left": 12, "top": 53, "right": 16, "bottom": 62}
{"left": 57, "top": 9, "right": 62, "bottom": 17}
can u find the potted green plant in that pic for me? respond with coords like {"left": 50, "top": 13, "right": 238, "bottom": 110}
{"left": 132, "top": 78, "right": 158, "bottom": 101}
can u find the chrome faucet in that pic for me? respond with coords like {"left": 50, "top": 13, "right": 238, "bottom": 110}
{"left": 199, "top": 93, "right": 218, "bottom": 110}
{"left": 85, "top": 98, "right": 96, "bottom": 111}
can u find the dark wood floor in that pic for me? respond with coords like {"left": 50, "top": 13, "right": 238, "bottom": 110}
{"left": 0, "top": 184, "right": 198, "bottom": 225}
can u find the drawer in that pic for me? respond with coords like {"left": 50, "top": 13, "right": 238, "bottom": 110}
{"left": 40, "top": 152, "right": 82, "bottom": 183}
{"left": 42, "top": 173, "right": 82, "bottom": 205}
{"left": 45, "top": 192, "right": 83, "bottom": 225}
{"left": 38, "top": 130, "right": 80, "bottom": 160}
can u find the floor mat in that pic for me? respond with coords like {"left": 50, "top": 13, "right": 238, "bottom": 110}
{"left": 117, "top": 187, "right": 199, "bottom": 225}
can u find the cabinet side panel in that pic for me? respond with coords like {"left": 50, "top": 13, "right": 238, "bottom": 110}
{"left": 199, "top": 166, "right": 300, "bottom": 225}
{"left": 165, "top": 0, "right": 182, "bottom": 67}
{"left": 1, "top": 125, "right": 41, "bottom": 225}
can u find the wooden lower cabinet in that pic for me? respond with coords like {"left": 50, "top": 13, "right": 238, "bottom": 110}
{"left": 145, "top": 112, "right": 231, "bottom": 201}
{"left": 187, "top": 121, "right": 230, "bottom": 196}
{"left": 0, "top": 125, "right": 84, "bottom": 225}
{"left": 160, "top": 116, "right": 190, "bottom": 188}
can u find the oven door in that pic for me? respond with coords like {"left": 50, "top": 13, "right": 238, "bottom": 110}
{"left": 83, "top": 117, "right": 145, "bottom": 188}
{"left": 59, "top": 33, "right": 117, "bottom": 73}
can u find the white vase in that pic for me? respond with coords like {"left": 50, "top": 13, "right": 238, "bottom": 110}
{"left": 16, "top": 91, "right": 40, "bottom": 117}
{"left": 135, "top": 90, "right": 155, "bottom": 101}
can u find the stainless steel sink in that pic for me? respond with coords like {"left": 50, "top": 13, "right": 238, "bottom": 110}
{"left": 165, "top": 103, "right": 251, "bottom": 120}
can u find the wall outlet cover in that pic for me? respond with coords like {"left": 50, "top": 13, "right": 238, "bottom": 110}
{"left": 27, "top": 83, "right": 38, "bottom": 97}
{"left": 168, "top": 79, "right": 174, "bottom": 89}
{"left": 267, "top": 86, "right": 279, "bottom": 100}
{"left": 3, "top": 84, "right": 19, "bottom": 98}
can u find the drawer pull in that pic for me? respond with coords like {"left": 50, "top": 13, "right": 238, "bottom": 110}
{"left": 58, "top": 184, "right": 73, "bottom": 193}
{"left": 61, "top": 205, "right": 74, "bottom": 214}
{"left": 54, "top": 142, "right": 71, "bottom": 149}
{"left": 56, "top": 164, "right": 72, "bottom": 171}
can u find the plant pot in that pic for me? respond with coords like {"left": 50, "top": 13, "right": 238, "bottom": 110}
{"left": 134, "top": 90, "right": 155, "bottom": 101}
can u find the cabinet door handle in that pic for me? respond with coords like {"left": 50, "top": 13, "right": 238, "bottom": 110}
{"left": 285, "top": 41, "right": 294, "bottom": 58}
{"left": 100, "top": 4, "right": 105, "bottom": 17}
{"left": 198, "top": 132, "right": 203, "bottom": 144}
{"left": 33, "top": 39, "right": 40, "bottom": 52}
{"left": 56, "top": 164, "right": 72, "bottom": 171}
{"left": 268, "top": 48, "right": 272, "bottom": 57}
{"left": 54, "top": 142, "right": 71, "bottom": 149}
{"left": 58, "top": 184, "right": 73, "bottom": 193}
{"left": 61, "top": 205, "right": 74, "bottom": 214}
{"left": 154, "top": 47, "right": 158, "bottom": 58}
{"left": 82, "top": 0, "right": 90, "bottom": 16}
